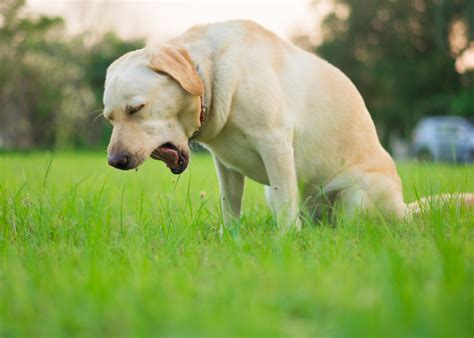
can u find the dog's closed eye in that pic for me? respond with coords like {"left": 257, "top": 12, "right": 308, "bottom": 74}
{"left": 126, "top": 104, "right": 145, "bottom": 115}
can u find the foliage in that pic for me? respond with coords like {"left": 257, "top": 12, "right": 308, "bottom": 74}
{"left": 313, "top": 0, "right": 474, "bottom": 144}
{"left": 1, "top": 0, "right": 473, "bottom": 150}
{"left": 0, "top": 153, "right": 473, "bottom": 337}
{"left": 0, "top": 0, "right": 143, "bottom": 149}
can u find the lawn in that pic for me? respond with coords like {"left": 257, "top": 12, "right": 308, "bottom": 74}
{"left": 0, "top": 152, "right": 473, "bottom": 337}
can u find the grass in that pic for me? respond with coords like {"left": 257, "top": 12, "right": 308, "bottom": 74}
{"left": 0, "top": 151, "right": 473, "bottom": 338}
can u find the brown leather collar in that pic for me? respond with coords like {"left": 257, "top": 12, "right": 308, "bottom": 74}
{"left": 199, "top": 95, "right": 207, "bottom": 125}
{"left": 192, "top": 64, "right": 207, "bottom": 140}
{"left": 191, "top": 95, "right": 207, "bottom": 140}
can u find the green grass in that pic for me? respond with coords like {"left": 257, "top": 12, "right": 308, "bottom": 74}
{"left": 0, "top": 152, "right": 473, "bottom": 338}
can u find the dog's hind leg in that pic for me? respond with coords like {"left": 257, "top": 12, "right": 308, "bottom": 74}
{"left": 300, "top": 182, "right": 337, "bottom": 223}
{"left": 326, "top": 171, "right": 405, "bottom": 220}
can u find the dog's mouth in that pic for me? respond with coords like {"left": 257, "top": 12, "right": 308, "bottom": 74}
{"left": 150, "top": 142, "right": 189, "bottom": 174}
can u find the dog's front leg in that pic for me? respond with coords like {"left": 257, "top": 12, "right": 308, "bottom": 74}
{"left": 213, "top": 155, "right": 245, "bottom": 227}
{"left": 258, "top": 138, "right": 300, "bottom": 231}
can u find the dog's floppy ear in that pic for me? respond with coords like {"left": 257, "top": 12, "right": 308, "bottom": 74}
{"left": 149, "top": 46, "right": 204, "bottom": 97}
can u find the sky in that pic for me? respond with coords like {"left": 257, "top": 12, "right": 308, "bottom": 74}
{"left": 27, "top": 0, "right": 332, "bottom": 44}
{"left": 25, "top": 0, "right": 474, "bottom": 71}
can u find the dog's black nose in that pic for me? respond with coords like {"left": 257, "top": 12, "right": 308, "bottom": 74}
{"left": 108, "top": 153, "right": 130, "bottom": 170}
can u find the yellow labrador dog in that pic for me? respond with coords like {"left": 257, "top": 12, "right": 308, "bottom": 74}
{"left": 103, "top": 20, "right": 472, "bottom": 229}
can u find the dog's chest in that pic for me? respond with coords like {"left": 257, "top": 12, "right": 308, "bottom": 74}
{"left": 205, "top": 127, "right": 269, "bottom": 185}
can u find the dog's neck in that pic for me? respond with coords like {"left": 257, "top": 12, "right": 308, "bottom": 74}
{"left": 183, "top": 43, "right": 229, "bottom": 143}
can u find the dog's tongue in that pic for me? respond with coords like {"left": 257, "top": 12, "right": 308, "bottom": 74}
{"left": 155, "top": 145, "right": 179, "bottom": 169}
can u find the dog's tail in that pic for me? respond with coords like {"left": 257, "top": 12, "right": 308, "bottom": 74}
{"left": 405, "top": 193, "right": 474, "bottom": 218}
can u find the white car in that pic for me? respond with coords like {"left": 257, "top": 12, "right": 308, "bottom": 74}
{"left": 412, "top": 116, "right": 474, "bottom": 163}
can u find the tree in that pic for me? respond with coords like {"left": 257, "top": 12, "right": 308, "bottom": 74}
{"left": 0, "top": 0, "right": 94, "bottom": 148}
{"left": 311, "top": 0, "right": 473, "bottom": 146}
{"left": 0, "top": 0, "right": 143, "bottom": 149}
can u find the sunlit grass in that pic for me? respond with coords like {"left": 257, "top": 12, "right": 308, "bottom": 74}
{"left": 0, "top": 152, "right": 473, "bottom": 337}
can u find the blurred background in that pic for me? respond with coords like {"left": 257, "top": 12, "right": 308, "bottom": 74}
{"left": 0, "top": 0, "right": 473, "bottom": 161}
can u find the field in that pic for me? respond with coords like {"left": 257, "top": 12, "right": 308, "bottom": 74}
{"left": 0, "top": 152, "right": 473, "bottom": 337}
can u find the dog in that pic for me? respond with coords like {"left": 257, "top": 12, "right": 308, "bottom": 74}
{"left": 103, "top": 20, "right": 473, "bottom": 229}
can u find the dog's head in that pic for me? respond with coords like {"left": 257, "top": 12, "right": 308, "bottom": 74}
{"left": 103, "top": 46, "right": 204, "bottom": 174}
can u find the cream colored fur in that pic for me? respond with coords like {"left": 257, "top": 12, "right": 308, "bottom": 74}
{"left": 103, "top": 20, "right": 473, "bottom": 230}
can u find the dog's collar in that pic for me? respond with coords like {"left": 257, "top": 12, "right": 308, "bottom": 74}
{"left": 191, "top": 95, "right": 207, "bottom": 140}
{"left": 199, "top": 95, "right": 207, "bottom": 125}
{"left": 190, "top": 64, "right": 208, "bottom": 140}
